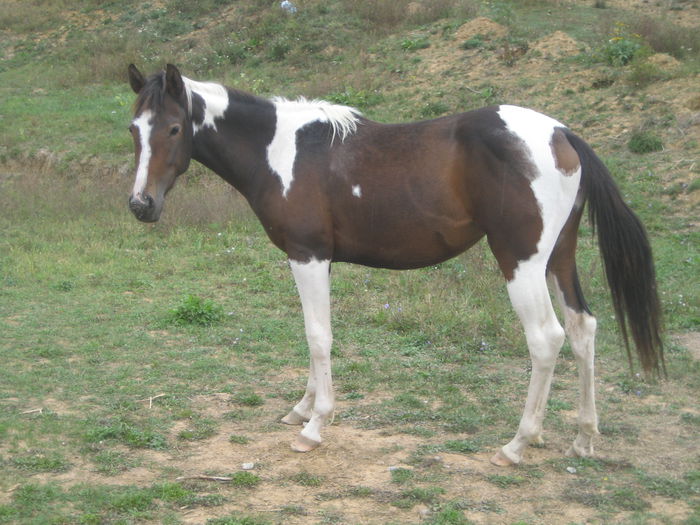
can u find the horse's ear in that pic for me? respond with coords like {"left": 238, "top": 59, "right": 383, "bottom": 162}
{"left": 128, "top": 64, "right": 145, "bottom": 94}
{"left": 165, "top": 64, "right": 185, "bottom": 99}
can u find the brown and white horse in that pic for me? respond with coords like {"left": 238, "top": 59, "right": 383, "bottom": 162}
{"left": 126, "top": 64, "right": 663, "bottom": 465}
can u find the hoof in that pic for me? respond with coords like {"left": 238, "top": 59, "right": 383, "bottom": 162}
{"left": 490, "top": 450, "right": 516, "bottom": 467}
{"left": 281, "top": 410, "right": 308, "bottom": 426}
{"left": 291, "top": 434, "right": 321, "bottom": 453}
{"left": 566, "top": 444, "right": 593, "bottom": 458}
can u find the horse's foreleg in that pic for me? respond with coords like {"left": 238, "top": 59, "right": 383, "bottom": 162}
{"left": 286, "top": 258, "right": 334, "bottom": 452}
{"left": 492, "top": 263, "right": 565, "bottom": 466}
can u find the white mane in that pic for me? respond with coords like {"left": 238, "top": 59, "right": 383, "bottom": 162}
{"left": 271, "top": 97, "right": 361, "bottom": 144}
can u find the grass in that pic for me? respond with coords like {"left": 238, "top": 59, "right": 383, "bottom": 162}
{"left": 0, "top": 0, "right": 699, "bottom": 523}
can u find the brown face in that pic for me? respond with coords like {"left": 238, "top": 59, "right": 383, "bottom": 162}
{"left": 127, "top": 64, "right": 192, "bottom": 223}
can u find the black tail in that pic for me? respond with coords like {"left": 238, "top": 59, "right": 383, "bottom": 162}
{"left": 564, "top": 129, "right": 665, "bottom": 376}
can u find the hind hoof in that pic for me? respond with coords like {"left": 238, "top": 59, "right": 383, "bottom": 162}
{"left": 281, "top": 410, "right": 308, "bottom": 425}
{"left": 490, "top": 450, "right": 516, "bottom": 467}
{"left": 291, "top": 434, "right": 321, "bottom": 453}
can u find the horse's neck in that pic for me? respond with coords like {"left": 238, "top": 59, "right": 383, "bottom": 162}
{"left": 189, "top": 86, "right": 277, "bottom": 197}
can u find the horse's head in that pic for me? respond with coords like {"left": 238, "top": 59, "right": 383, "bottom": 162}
{"left": 127, "top": 64, "right": 192, "bottom": 222}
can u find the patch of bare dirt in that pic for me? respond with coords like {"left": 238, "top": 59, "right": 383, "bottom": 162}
{"left": 674, "top": 331, "right": 700, "bottom": 360}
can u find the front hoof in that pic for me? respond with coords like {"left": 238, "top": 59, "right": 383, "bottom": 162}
{"left": 281, "top": 410, "right": 309, "bottom": 426}
{"left": 490, "top": 449, "right": 516, "bottom": 467}
{"left": 291, "top": 434, "right": 321, "bottom": 453}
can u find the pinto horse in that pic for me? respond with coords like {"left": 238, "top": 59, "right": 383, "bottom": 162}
{"left": 126, "top": 64, "right": 663, "bottom": 465}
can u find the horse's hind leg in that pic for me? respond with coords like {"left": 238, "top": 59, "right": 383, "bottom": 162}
{"left": 491, "top": 257, "right": 566, "bottom": 466}
{"left": 547, "top": 221, "right": 599, "bottom": 458}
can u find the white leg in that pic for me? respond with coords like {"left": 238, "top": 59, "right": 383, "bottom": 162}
{"left": 550, "top": 276, "right": 599, "bottom": 458}
{"left": 286, "top": 258, "right": 334, "bottom": 452}
{"left": 492, "top": 262, "right": 565, "bottom": 466}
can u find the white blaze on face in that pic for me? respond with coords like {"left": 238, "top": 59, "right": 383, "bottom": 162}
{"left": 132, "top": 110, "right": 153, "bottom": 200}
{"left": 352, "top": 185, "right": 362, "bottom": 198}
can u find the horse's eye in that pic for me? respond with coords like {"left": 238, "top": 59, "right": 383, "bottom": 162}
{"left": 169, "top": 125, "right": 181, "bottom": 136}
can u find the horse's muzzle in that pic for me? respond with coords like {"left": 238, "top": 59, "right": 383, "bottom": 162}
{"left": 128, "top": 194, "right": 159, "bottom": 223}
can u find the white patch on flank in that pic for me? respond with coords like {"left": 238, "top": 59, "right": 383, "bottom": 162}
{"left": 497, "top": 105, "right": 581, "bottom": 260}
{"left": 352, "top": 185, "right": 362, "bottom": 198}
{"left": 183, "top": 77, "right": 229, "bottom": 134}
{"left": 268, "top": 98, "right": 360, "bottom": 198}
{"left": 131, "top": 110, "right": 153, "bottom": 199}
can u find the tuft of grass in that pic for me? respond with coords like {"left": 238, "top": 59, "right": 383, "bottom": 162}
{"left": 290, "top": 471, "right": 324, "bottom": 487}
{"left": 390, "top": 467, "right": 414, "bottom": 484}
{"left": 168, "top": 294, "right": 225, "bottom": 327}
{"left": 443, "top": 439, "right": 480, "bottom": 454}
{"left": 628, "top": 130, "right": 664, "bottom": 153}
{"left": 392, "top": 486, "right": 446, "bottom": 509}
{"left": 11, "top": 451, "right": 70, "bottom": 473}
{"left": 229, "top": 471, "right": 261, "bottom": 488}
{"left": 232, "top": 392, "right": 265, "bottom": 407}
{"left": 177, "top": 417, "right": 218, "bottom": 441}
{"left": 229, "top": 434, "right": 251, "bottom": 445}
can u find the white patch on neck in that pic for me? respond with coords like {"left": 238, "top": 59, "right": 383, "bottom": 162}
{"left": 183, "top": 77, "right": 229, "bottom": 134}
{"left": 132, "top": 110, "right": 153, "bottom": 198}
{"left": 267, "top": 98, "right": 360, "bottom": 198}
{"left": 352, "top": 185, "right": 362, "bottom": 198}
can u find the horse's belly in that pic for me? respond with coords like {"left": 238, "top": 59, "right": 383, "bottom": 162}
{"left": 332, "top": 218, "right": 484, "bottom": 270}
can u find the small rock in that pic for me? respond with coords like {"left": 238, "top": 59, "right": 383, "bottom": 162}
{"left": 242, "top": 462, "right": 255, "bottom": 470}
{"left": 566, "top": 466, "right": 577, "bottom": 474}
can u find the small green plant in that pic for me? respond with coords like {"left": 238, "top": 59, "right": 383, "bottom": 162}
{"left": 460, "top": 34, "right": 485, "bottom": 49}
{"left": 401, "top": 36, "right": 430, "bottom": 51}
{"left": 229, "top": 471, "right": 261, "bottom": 488}
{"left": 628, "top": 130, "right": 663, "bottom": 153}
{"left": 599, "top": 22, "right": 647, "bottom": 66}
{"left": 233, "top": 391, "right": 265, "bottom": 407}
{"left": 443, "top": 439, "right": 480, "bottom": 454}
{"left": 290, "top": 471, "right": 324, "bottom": 487}
{"left": 168, "top": 295, "right": 224, "bottom": 326}
{"left": 390, "top": 467, "right": 414, "bottom": 484}
{"left": 11, "top": 451, "right": 70, "bottom": 473}
{"left": 229, "top": 434, "right": 250, "bottom": 444}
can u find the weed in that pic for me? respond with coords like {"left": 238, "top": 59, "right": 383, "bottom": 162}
{"left": 461, "top": 34, "right": 486, "bottom": 49}
{"left": 486, "top": 474, "right": 527, "bottom": 488}
{"left": 229, "top": 434, "right": 251, "bottom": 444}
{"left": 628, "top": 130, "right": 664, "bottom": 154}
{"left": 401, "top": 36, "right": 430, "bottom": 51}
{"left": 84, "top": 419, "right": 168, "bottom": 450}
{"left": 229, "top": 471, "right": 261, "bottom": 488}
{"left": 425, "top": 502, "right": 471, "bottom": 524}
{"left": 178, "top": 417, "right": 218, "bottom": 441}
{"left": 392, "top": 486, "right": 446, "bottom": 508}
{"left": 443, "top": 439, "right": 480, "bottom": 454}
{"left": 232, "top": 392, "right": 265, "bottom": 407}
{"left": 168, "top": 294, "right": 224, "bottom": 326}
{"left": 11, "top": 451, "right": 70, "bottom": 473}
{"left": 93, "top": 450, "right": 137, "bottom": 475}
{"left": 598, "top": 22, "right": 648, "bottom": 66}
{"left": 290, "top": 471, "right": 324, "bottom": 487}
{"left": 391, "top": 467, "right": 414, "bottom": 484}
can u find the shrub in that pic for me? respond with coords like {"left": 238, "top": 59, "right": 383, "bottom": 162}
{"left": 628, "top": 130, "right": 663, "bottom": 153}
{"left": 168, "top": 295, "right": 224, "bottom": 326}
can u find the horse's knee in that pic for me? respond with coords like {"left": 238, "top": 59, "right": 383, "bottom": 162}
{"left": 526, "top": 322, "right": 565, "bottom": 370}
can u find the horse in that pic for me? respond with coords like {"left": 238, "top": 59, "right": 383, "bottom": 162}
{"left": 126, "top": 64, "right": 664, "bottom": 466}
